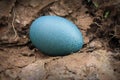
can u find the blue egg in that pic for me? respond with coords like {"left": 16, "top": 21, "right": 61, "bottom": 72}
{"left": 29, "top": 16, "right": 83, "bottom": 56}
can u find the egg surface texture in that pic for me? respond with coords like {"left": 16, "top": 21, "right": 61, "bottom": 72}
{"left": 30, "top": 16, "right": 83, "bottom": 56}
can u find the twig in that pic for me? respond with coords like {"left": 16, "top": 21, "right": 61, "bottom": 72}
{"left": 0, "top": 40, "right": 30, "bottom": 47}
{"left": 12, "top": 8, "right": 18, "bottom": 40}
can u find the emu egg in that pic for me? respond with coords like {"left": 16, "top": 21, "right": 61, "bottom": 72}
{"left": 29, "top": 16, "right": 83, "bottom": 56}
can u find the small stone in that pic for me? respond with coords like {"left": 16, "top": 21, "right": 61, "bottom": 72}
{"left": 89, "top": 40, "right": 102, "bottom": 48}
{"left": 23, "top": 35, "right": 27, "bottom": 39}
{"left": 20, "top": 47, "right": 34, "bottom": 56}
{"left": 15, "top": 19, "right": 20, "bottom": 23}
{"left": 29, "top": 0, "right": 40, "bottom": 8}
{"left": 21, "top": 51, "right": 34, "bottom": 56}
{"left": 50, "top": 4, "right": 69, "bottom": 16}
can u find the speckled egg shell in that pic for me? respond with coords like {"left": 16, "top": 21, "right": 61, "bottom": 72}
{"left": 29, "top": 16, "right": 83, "bottom": 56}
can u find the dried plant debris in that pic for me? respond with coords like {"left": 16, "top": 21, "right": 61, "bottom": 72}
{"left": 86, "top": 0, "right": 120, "bottom": 51}
{"left": 0, "top": 0, "right": 16, "bottom": 43}
{"left": 0, "top": 0, "right": 57, "bottom": 48}
{"left": 15, "top": 0, "right": 57, "bottom": 26}
{"left": 48, "top": 0, "right": 82, "bottom": 17}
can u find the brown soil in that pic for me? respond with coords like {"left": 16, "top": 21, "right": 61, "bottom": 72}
{"left": 0, "top": 0, "right": 120, "bottom": 80}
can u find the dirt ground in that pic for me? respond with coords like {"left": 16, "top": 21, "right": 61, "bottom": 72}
{"left": 0, "top": 0, "right": 120, "bottom": 80}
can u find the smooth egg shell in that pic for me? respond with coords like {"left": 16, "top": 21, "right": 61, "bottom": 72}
{"left": 30, "top": 16, "right": 83, "bottom": 56}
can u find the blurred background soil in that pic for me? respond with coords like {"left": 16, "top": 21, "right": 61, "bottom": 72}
{"left": 0, "top": 0, "right": 120, "bottom": 80}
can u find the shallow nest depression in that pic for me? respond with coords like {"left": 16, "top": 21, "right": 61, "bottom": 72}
{"left": 0, "top": 0, "right": 120, "bottom": 80}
